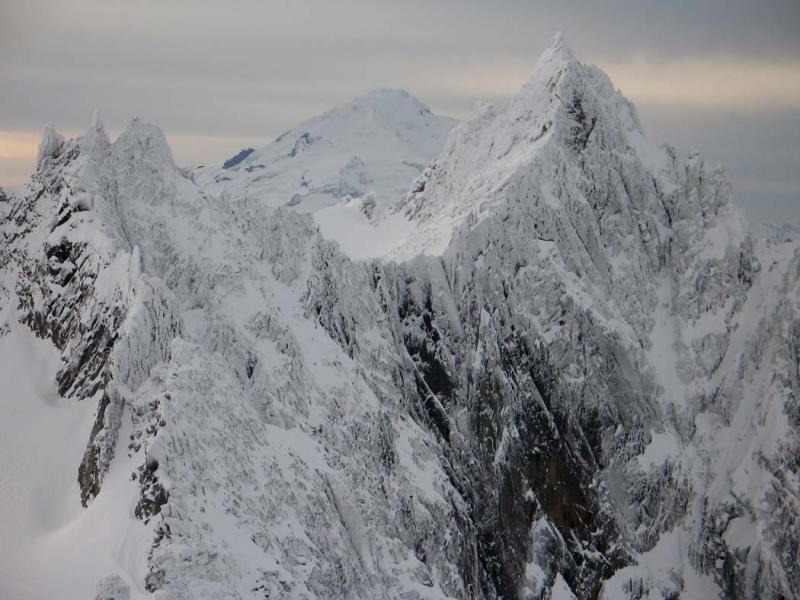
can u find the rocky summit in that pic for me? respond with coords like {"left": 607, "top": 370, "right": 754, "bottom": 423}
{"left": 1, "top": 34, "right": 798, "bottom": 600}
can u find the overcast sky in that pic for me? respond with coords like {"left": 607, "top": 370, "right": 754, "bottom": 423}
{"left": 1, "top": 0, "right": 798, "bottom": 221}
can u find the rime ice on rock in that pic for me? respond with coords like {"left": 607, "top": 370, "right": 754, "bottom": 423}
{"left": 36, "top": 121, "right": 65, "bottom": 170}
{"left": 1, "top": 36, "right": 798, "bottom": 600}
{"left": 94, "top": 574, "right": 130, "bottom": 600}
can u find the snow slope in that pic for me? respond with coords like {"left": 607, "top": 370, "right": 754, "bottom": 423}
{"left": 1, "top": 33, "right": 798, "bottom": 600}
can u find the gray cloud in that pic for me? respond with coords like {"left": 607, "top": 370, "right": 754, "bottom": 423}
{"left": 1, "top": 0, "right": 798, "bottom": 220}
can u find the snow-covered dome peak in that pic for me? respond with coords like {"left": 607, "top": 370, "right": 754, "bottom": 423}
{"left": 347, "top": 87, "right": 433, "bottom": 118}
{"left": 194, "top": 88, "right": 456, "bottom": 216}
{"left": 351, "top": 87, "right": 415, "bottom": 106}
{"left": 325, "top": 87, "right": 441, "bottom": 134}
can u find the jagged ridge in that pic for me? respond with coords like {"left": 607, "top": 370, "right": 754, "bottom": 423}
{"left": 0, "top": 34, "right": 798, "bottom": 600}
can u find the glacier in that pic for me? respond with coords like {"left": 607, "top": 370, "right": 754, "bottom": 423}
{"left": 0, "top": 34, "right": 798, "bottom": 600}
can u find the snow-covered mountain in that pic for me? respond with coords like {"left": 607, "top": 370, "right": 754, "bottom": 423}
{"left": 1, "top": 34, "right": 798, "bottom": 600}
{"left": 195, "top": 88, "right": 455, "bottom": 208}
{"left": 192, "top": 88, "right": 455, "bottom": 257}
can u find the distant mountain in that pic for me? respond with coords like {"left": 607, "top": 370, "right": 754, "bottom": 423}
{"left": 189, "top": 88, "right": 455, "bottom": 258}
{"left": 1, "top": 34, "right": 798, "bottom": 600}
{"left": 193, "top": 88, "right": 456, "bottom": 214}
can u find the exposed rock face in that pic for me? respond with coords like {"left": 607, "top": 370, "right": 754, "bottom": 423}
{"left": 7, "top": 115, "right": 183, "bottom": 507}
{"left": 0, "top": 35, "right": 797, "bottom": 600}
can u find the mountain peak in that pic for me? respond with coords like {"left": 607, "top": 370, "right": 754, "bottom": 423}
{"left": 509, "top": 32, "right": 639, "bottom": 139}
{"left": 548, "top": 31, "right": 574, "bottom": 58}
{"left": 392, "top": 34, "right": 655, "bottom": 258}
{"left": 532, "top": 31, "right": 578, "bottom": 73}
{"left": 106, "top": 118, "right": 177, "bottom": 208}
{"left": 513, "top": 33, "right": 583, "bottom": 112}
{"left": 4, "top": 35, "right": 792, "bottom": 600}
{"left": 90, "top": 109, "right": 104, "bottom": 132}
{"left": 194, "top": 87, "right": 455, "bottom": 216}
{"left": 354, "top": 87, "right": 413, "bottom": 104}
{"left": 82, "top": 110, "right": 110, "bottom": 158}
{"left": 36, "top": 121, "right": 65, "bottom": 171}
{"left": 346, "top": 87, "right": 434, "bottom": 120}
{"left": 114, "top": 118, "right": 175, "bottom": 168}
